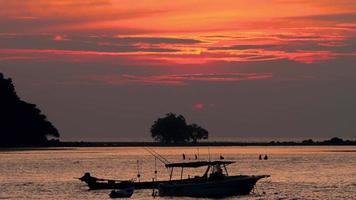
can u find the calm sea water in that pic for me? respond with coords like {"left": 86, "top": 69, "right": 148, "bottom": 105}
{"left": 0, "top": 146, "right": 355, "bottom": 200}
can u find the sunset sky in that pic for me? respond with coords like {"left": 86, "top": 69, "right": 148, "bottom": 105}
{"left": 1, "top": 0, "right": 356, "bottom": 141}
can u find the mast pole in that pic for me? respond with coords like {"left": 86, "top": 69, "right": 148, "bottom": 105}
{"left": 223, "top": 164, "right": 229, "bottom": 176}
{"left": 169, "top": 168, "right": 174, "bottom": 181}
{"left": 180, "top": 167, "right": 184, "bottom": 180}
{"left": 208, "top": 147, "right": 211, "bottom": 161}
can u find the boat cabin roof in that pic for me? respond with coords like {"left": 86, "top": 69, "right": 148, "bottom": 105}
{"left": 165, "top": 160, "right": 235, "bottom": 168}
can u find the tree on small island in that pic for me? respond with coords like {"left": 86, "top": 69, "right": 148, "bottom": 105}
{"left": 150, "top": 113, "right": 208, "bottom": 144}
{"left": 0, "top": 73, "right": 59, "bottom": 147}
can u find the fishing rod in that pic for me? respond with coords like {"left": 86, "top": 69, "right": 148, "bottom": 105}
{"left": 149, "top": 148, "right": 170, "bottom": 163}
{"left": 145, "top": 147, "right": 170, "bottom": 164}
{"left": 144, "top": 147, "right": 170, "bottom": 165}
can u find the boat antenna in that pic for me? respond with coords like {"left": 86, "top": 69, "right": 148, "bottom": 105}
{"left": 136, "top": 160, "right": 141, "bottom": 182}
{"left": 144, "top": 147, "right": 170, "bottom": 165}
{"left": 208, "top": 146, "right": 211, "bottom": 162}
{"left": 197, "top": 148, "right": 200, "bottom": 160}
{"left": 154, "top": 157, "right": 158, "bottom": 181}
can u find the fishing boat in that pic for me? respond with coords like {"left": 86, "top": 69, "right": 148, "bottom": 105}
{"left": 79, "top": 172, "right": 133, "bottom": 190}
{"left": 158, "top": 160, "right": 269, "bottom": 198}
{"left": 78, "top": 148, "right": 190, "bottom": 190}
{"left": 78, "top": 148, "right": 269, "bottom": 195}
{"left": 79, "top": 172, "right": 194, "bottom": 190}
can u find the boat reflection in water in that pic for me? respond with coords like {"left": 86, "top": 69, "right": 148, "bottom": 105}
{"left": 158, "top": 160, "right": 269, "bottom": 198}
{"left": 109, "top": 187, "right": 134, "bottom": 198}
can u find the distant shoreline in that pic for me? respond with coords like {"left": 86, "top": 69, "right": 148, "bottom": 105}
{"left": 55, "top": 141, "right": 356, "bottom": 147}
{"left": 13, "top": 141, "right": 356, "bottom": 148}
{"left": 1, "top": 143, "right": 356, "bottom": 152}
{"left": 0, "top": 147, "right": 76, "bottom": 152}
{"left": 1, "top": 137, "right": 355, "bottom": 148}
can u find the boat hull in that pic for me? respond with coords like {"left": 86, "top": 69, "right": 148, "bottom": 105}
{"left": 86, "top": 181, "right": 157, "bottom": 190}
{"left": 158, "top": 175, "right": 266, "bottom": 198}
{"left": 85, "top": 179, "right": 188, "bottom": 190}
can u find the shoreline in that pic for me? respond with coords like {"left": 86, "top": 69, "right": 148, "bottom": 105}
{"left": 55, "top": 140, "right": 356, "bottom": 147}
{"left": 1, "top": 140, "right": 355, "bottom": 149}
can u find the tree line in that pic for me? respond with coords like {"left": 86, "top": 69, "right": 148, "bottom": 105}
{"left": 0, "top": 73, "right": 59, "bottom": 147}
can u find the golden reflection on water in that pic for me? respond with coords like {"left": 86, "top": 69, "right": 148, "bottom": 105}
{"left": 3, "top": 146, "right": 352, "bottom": 156}
{"left": 0, "top": 146, "right": 355, "bottom": 200}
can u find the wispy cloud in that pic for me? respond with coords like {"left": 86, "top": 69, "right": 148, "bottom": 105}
{"left": 0, "top": 34, "right": 201, "bottom": 53}
{"left": 1, "top": 1, "right": 355, "bottom": 68}
{"left": 284, "top": 12, "right": 356, "bottom": 23}
{"left": 86, "top": 72, "right": 273, "bottom": 86}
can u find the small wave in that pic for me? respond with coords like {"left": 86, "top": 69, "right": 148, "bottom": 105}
{"left": 16, "top": 182, "right": 34, "bottom": 186}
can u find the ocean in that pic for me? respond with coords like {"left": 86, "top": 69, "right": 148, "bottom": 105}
{"left": 0, "top": 146, "right": 355, "bottom": 199}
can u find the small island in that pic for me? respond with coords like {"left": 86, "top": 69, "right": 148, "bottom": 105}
{"left": 0, "top": 73, "right": 59, "bottom": 147}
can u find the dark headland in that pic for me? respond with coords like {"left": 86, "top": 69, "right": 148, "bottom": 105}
{"left": 0, "top": 73, "right": 59, "bottom": 147}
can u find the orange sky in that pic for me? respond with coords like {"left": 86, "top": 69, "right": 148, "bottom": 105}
{"left": 1, "top": 0, "right": 356, "bottom": 140}
{"left": 1, "top": 0, "right": 355, "bottom": 67}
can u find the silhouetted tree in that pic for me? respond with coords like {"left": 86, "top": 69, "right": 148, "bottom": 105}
{"left": 302, "top": 139, "right": 315, "bottom": 145}
{"left": 188, "top": 123, "right": 208, "bottom": 143}
{"left": 151, "top": 113, "right": 189, "bottom": 143}
{"left": 322, "top": 137, "right": 344, "bottom": 145}
{"left": 0, "top": 73, "right": 59, "bottom": 147}
{"left": 150, "top": 113, "right": 208, "bottom": 144}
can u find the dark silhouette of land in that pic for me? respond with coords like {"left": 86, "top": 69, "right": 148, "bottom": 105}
{"left": 151, "top": 113, "right": 208, "bottom": 144}
{"left": 45, "top": 137, "right": 355, "bottom": 147}
{"left": 0, "top": 73, "right": 59, "bottom": 147}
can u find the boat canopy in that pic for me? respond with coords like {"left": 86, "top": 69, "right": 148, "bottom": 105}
{"left": 165, "top": 160, "right": 235, "bottom": 168}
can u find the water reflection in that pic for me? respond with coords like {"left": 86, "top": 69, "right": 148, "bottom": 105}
{"left": 0, "top": 146, "right": 355, "bottom": 199}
